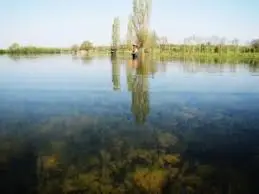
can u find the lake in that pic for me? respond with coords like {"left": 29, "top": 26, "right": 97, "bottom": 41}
{"left": 0, "top": 55, "right": 259, "bottom": 194}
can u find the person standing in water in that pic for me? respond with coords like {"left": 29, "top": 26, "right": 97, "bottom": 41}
{"left": 132, "top": 44, "right": 138, "bottom": 60}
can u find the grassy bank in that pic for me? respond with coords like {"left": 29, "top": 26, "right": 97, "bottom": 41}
{"left": 1, "top": 44, "right": 259, "bottom": 62}
{"left": 83, "top": 43, "right": 259, "bottom": 59}
{"left": 154, "top": 51, "right": 259, "bottom": 61}
{"left": 0, "top": 46, "right": 71, "bottom": 55}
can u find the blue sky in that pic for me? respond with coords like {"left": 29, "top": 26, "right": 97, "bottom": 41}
{"left": 1, "top": 0, "right": 258, "bottom": 48}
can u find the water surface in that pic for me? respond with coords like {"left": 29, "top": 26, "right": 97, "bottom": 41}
{"left": 0, "top": 55, "right": 259, "bottom": 194}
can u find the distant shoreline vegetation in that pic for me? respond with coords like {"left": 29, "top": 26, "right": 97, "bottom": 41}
{"left": 0, "top": 38, "right": 259, "bottom": 59}
{"left": 0, "top": 43, "right": 71, "bottom": 55}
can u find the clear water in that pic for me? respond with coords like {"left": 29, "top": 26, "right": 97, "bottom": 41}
{"left": 0, "top": 55, "right": 259, "bottom": 194}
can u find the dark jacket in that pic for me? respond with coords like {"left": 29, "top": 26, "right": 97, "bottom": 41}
{"left": 132, "top": 50, "right": 138, "bottom": 60}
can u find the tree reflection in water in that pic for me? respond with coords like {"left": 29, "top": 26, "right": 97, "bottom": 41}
{"left": 81, "top": 56, "right": 94, "bottom": 65}
{"left": 130, "top": 56, "right": 150, "bottom": 124}
{"left": 111, "top": 56, "right": 121, "bottom": 91}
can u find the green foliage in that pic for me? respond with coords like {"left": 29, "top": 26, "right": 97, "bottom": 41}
{"left": 0, "top": 49, "right": 6, "bottom": 54}
{"left": 9, "top": 42, "right": 20, "bottom": 51}
{"left": 130, "top": 0, "right": 153, "bottom": 48}
{"left": 111, "top": 17, "right": 120, "bottom": 50}
{"left": 1, "top": 38, "right": 259, "bottom": 57}
{"left": 251, "top": 39, "right": 259, "bottom": 52}
{"left": 126, "top": 15, "right": 134, "bottom": 50}
{"left": 2, "top": 43, "right": 69, "bottom": 55}
{"left": 71, "top": 44, "right": 79, "bottom": 53}
{"left": 148, "top": 31, "right": 159, "bottom": 50}
{"left": 80, "top": 40, "right": 93, "bottom": 51}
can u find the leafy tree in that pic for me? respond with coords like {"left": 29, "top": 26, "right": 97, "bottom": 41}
{"left": 130, "top": 0, "right": 152, "bottom": 49}
{"left": 251, "top": 39, "right": 259, "bottom": 52}
{"left": 159, "top": 36, "right": 168, "bottom": 51}
{"left": 111, "top": 17, "right": 120, "bottom": 52}
{"left": 9, "top": 43, "right": 20, "bottom": 52}
{"left": 80, "top": 41, "right": 93, "bottom": 52}
{"left": 145, "top": 30, "right": 159, "bottom": 51}
{"left": 232, "top": 38, "right": 239, "bottom": 54}
{"left": 71, "top": 44, "right": 79, "bottom": 53}
{"left": 126, "top": 15, "right": 134, "bottom": 50}
{"left": 0, "top": 49, "right": 6, "bottom": 54}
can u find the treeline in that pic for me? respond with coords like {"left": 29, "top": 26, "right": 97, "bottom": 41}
{"left": 0, "top": 43, "right": 70, "bottom": 55}
{"left": 100, "top": 42, "right": 259, "bottom": 54}
{"left": 73, "top": 37, "right": 259, "bottom": 57}
{"left": 156, "top": 40, "right": 259, "bottom": 56}
{"left": 1, "top": 38, "right": 258, "bottom": 56}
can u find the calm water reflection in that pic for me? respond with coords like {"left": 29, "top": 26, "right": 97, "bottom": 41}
{"left": 0, "top": 55, "right": 259, "bottom": 194}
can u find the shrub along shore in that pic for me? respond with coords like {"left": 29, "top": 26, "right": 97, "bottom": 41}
{"left": 1, "top": 43, "right": 259, "bottom": 62}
